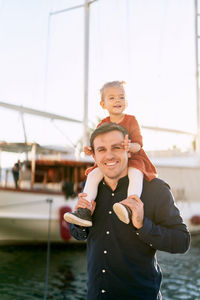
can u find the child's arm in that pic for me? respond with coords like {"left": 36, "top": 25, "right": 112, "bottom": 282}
{"left": 128, "top": 116, "right": 143, "bottom": 148}
{"left": 122, "top": 134, "right": 141, "bottom": 153}
{"left": 129, "top": 142, "right": 141, "bottom": 153}
{"left": 84, "top": 146, "right": 93, "bottom": 156}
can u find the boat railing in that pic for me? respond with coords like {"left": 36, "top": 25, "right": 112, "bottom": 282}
{"left": 0, "top": 167, "right": 62, "bottom": 192}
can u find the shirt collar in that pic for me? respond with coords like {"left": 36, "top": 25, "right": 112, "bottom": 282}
{"left": 102, "top": 175, "right": 128, "bottom": 191}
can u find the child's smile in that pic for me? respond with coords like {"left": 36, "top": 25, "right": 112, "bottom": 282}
{"left": 101, "top": 86, "right": 126, "bottom": 116}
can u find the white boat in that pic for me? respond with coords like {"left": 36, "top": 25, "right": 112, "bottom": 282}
{"left": 0, "top": 142, "right": 93, "bottom": 244}
{"left": 0, "top": 141, "right": 200, "bottom": 245}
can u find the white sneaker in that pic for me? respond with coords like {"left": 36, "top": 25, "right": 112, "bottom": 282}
{"left": 113, "top": 203, "right": 132, "bottom": 224}
{"left": 64, "top": 208, "right": 92, "bottom": 227}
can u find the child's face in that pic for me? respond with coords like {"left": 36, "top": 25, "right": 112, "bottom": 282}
{"left": 100, "top": 86, "right": 126, "bottom": 115}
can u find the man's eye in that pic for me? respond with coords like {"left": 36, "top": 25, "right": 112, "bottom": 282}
{"left": 109, "top": 97, "right": 114, "bottom": 100}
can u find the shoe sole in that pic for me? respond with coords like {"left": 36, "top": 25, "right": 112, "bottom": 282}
{"left": 113, "top": 203, "right": 130, "bottom": 224}
{"left": 64, "top": 212, "right": 92, "bottom": 227}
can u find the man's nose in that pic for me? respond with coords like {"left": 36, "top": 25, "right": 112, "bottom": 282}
{"left": 105, "top": 149, "right": 114, "bottom": 159}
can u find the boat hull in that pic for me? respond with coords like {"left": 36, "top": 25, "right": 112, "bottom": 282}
{"left": 0, "top": 189, "right": 77, "bottom": 244}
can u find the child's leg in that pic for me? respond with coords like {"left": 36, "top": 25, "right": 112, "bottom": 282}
{"left": 128, "top": 167, "right": 143, "bottom": 198}
{"left": 113, "top": 167, "right": 143, "bottom": 224}
{"left": 64, "top": 167, "right": 103, "bottom": 227}
{"left": 83, "top": 167, "right": 104, "bottom": 203}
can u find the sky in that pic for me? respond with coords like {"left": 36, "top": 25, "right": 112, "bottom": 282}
{"left": 0, "top": 0, "right": 198, "bottom": 166}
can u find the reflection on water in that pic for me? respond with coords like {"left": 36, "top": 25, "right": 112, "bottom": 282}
{"left": 0, "top": 237, "right": 199, "bottom": 300}
{"left": 158, "top": 236, "right": 200, "bottom": 300}
{"left": 0, "top": 244, "right": 87, "bottom": 300}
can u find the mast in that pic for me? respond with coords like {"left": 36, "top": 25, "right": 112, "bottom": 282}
{"left": 45, "top": 1, "right": 97, "bottom": 148}
{"left": 195, "top": 0, "right": 200, "bottom": 152}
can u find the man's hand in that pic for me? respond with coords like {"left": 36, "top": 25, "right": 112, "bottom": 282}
{"left": 120, "top": 195, "right": 144, "bottom": 229}
{"left": 74, "top": 193, "right": 96, "bottom": 215}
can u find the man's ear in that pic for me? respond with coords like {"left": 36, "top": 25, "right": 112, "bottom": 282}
{"left": 92, "top": 152, "right": 96, "bottom": 162}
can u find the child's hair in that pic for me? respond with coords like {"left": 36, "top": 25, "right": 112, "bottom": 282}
{"left": 100, "top": 81, "right": 126, "bottom": 101}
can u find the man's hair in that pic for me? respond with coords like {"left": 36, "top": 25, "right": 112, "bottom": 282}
{"left": 90, "top": 122, "right": 128, "bottom": 152}
{"left": 100, "top": 81, "right": 126, "bottom": 101}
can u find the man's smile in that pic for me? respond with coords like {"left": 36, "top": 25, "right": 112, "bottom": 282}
{"left": 104, "top": 160, "right": 118, "bottom": 167}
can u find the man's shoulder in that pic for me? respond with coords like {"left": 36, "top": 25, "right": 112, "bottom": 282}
{"left": 142, "top": 178, "right": 173, "bottom": 206}
{"left": 144, "top": 177, "right": 171, "bottom": 192}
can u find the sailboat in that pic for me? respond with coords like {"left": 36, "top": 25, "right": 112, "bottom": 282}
{"left": 0, "top": 118, "right": 93, "bottom": 244}
{"left": 0, "top": 0, "right": 200, "bottom": 245}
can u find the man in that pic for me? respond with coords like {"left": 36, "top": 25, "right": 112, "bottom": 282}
{"left": 69, "top": 123, "right": 190, "bottom": 300}
{"left": 12, "top": 160, "right": 21, "bottom": 188}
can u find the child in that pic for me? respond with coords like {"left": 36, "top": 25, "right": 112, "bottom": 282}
{"left": 64, "top": 81, "right": 157, "bottom": 226}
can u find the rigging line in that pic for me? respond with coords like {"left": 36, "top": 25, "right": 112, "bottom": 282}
{"left": 43, "top": 198, "right": 53, "bottom": 300}
{"left": 125, "top": 0, "right": 131, "bottom": 81}
{"left": 43, "top": 0, "right": 56, "bottom": 106}
{"left": 43, "top": 13, "right": 51, "bottom": 107}
{"left": 19, "top": 112, "right": 29, "bottom": 161}
{"left": 141, "top": 125, "right": 196, "bottom": 137}
{"left": 0, "top": 101, "right": 82, "bottom": 123}
{"left": 50, "top": 0, "right": 98, "bottom": 16}
{"left": 51, "top": 119, "right": 77, "bottom": 148}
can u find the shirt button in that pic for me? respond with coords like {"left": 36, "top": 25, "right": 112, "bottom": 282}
{"left": 112, "top": 193, "right": 114, "bottom": 196}
{"left": 150, "top": 244, "right": 153, "bottom": 247}
{"left": 104, "top": 250, "right": 107, "bottom": 254}
{"left": 109, "top": 211, "right": 112, "bottom": 214}
{"left": 136, "top": 232, "right": 139, "bottom": 235}
{"left": 106, "top": 231, "right": 110, "bottom": 235}
{"left": 101, "top": 289, "right": 106, "bottom": 293}
{"left": 102, "top": 269, "right": 106, "bottom": 273}
{"left": 82, "top": 229, "right": 86, "bottom": 231}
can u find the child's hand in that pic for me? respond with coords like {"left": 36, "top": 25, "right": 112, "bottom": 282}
{"left": 84, "top": 146, "right": 93, "bottom": 156}
{"left": 122, "top": 134, "right": 131, "bottom": 152}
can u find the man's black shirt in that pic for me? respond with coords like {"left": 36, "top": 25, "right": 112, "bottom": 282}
{"left": 70, "top": 176, "right": 190, "bottom": 300}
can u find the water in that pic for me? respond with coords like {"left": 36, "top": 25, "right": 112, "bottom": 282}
{"left": 0, "top": 237, "right": 199, "bottom": 300}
